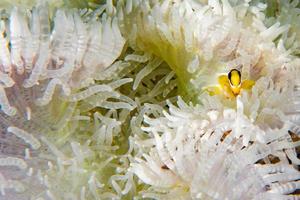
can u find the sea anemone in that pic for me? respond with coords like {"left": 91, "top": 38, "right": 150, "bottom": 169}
{"left": 0, "top": 0, "right": 299, "bottom": 200}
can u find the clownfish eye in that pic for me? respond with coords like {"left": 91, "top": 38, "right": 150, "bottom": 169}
{"left": 228, "top": 69, "right": 241, "bottom": 87}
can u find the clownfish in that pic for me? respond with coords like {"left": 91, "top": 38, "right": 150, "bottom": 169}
{"left": 204, "top": 69, "right": 255, "bottom": 98}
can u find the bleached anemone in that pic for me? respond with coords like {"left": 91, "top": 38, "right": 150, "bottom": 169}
{"left": 131, "top": 91, "right": 300, "bottom": 199}
{"left": 264, "top": 0, "right": 300, "bottom": 55}
{"left": 0, "top": 2, "right": 131, "bottom": 199}
{"left": 121, "top": 0, "right": 294, "bottom": 101}
{"left": 0, "top": 0, "right": 299, "bottom": 200}
{"left": 124, "top": 0, "right": 300, "bottom": 199}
